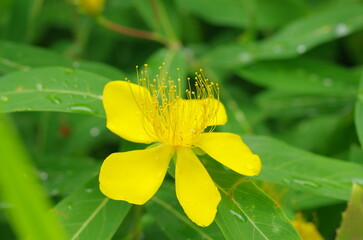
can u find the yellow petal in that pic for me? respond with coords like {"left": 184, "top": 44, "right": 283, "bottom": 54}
{"left": 291, "top": 213, "right": 324, "bottom": 240}
{"left": 197, "top": 132, "right": 261, "bottom": 176}
{"left": 175, "top": 148, "right": 221, "bottom": 227}
{"left": 179, "top": 99, "right": 227, "bottom": 126}
{"left": 103, "top": 80, "right": 155, "bottom": 143}
{"left": 210, "top": 99, "right": 227, "bottom": 126}
{"left": 99, "top": 144, "right": 174, "bottom": 204}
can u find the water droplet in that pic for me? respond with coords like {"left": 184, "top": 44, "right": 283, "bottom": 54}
{"left": 67, "top": 204, "right": 73, "bottom": 210}
{"left": 335, "top": 23, "right": 349, "bottom": 37}
{"left": 50, "top": 188, "right": 60, "bottom": 196}
{"left": 291, "top": 178, "right": 320, "bottom": 188}
{"left": 239, "top": 52, "right": 252, "bottom": 63}
{"left": 155, "top": 170, "right": 163, "bottom": 178}
{"left": 36, "top": 83, "right": 44, "bottom": 91}
{"left": 68, "top": 104, "right": 96, "bottom": 114}
{"left": 47, "top": 95, "right": 62, "bottom": 104}
{"left": 89, "top": 127, "right": 100, "bottom": 137}
{"left": 282, "top": 178, "right": 291, "bottom": 184}
{"left": 273, "top": 44, "right": 283, "bottom": 53}
{"left": 230, "top": 210, "right": 247, "bottom": 222}
{"left": 72, "top": 61, "right": 80, "bottom": 68}
{"left": 296, "top": 44, "right": 307, "bottom": 54}
{"left": 272, "top": 224, "right": 281, "bottom": 233}
{"left": 246, "top": 164, "right": 254, "bottom": 170}
{"left": 38, "top": 171, "right": 48, "bottom": 181}
{"left": 0, "top": 96, "right": 9, "bottom": 102}
{"left": 85, "top": 188, "right": 93, "bottom": 193}
{"left": 323, "top": 78, "right": 333, "bottom": 87}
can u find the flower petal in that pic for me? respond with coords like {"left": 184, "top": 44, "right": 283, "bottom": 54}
{"left": 179, "top": 99, "right": 227, "bottom": 126}
{"left": 103, "top": 81, "right": 155, "bottom": 143}
{"left": 209, "top": 99, "right": 227, "bottom": 126}
{"left": 197, "top": 132, "right": 261, "bottom": 176}
{"left": 99, "top": 144, "right": 174, "bottom": 204}
{"left": 175, "top": 148, "right": 221, "bottom": 227}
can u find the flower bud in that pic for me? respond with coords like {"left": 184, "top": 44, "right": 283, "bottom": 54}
{"left": 78, "top": 0, "right": 105, "bottom": 16}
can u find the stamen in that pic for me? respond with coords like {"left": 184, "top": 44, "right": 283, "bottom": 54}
{"left": 130, "top": 65, "right": 220, "bottom": 147}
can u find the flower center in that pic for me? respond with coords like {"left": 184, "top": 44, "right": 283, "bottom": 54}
{"left": 131, "top": 64, "right": 220, "bottom": 147}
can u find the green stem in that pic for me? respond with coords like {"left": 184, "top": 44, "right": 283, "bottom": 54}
{"left": 123, "top": 205, "right": 144, "bottom": 240}
{"left": 240, "top": 0, "right": 257, "bottom": 42}
{"left": 26, "top": 0, "right": 44, "bottom": 42}
{"left": 149, "top": 0, "right": 178, "bottom": 42}
{"left": 97, "top": 16, "right": 167, "bottom": 45}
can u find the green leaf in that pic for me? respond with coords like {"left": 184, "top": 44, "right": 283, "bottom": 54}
{"left": 0, "top": 41, "right": 124, "bottom": 79}
{"left": 146, "top": 47, "right": 187, "bottom": 84}
{"left": 0, "top": 114, "right": 67, "bottom": 240}
{"left": 177, "top": 0, "right": 306, "bottom": 29}
{"left": 278, "top": 114, "right": 342, "bottom": 151}
{"left": 290, "top": 192, "right": 343, "bottom": 210}
{"left": 146, "top": 181, "right": 225, "bottom": 240}
{"left": 244, "top": 136, "right": 363, "bottom": 200}
{"left": 203, "top": 159, "right": 301, "bottom": 240}
{"left": 31, "top": 113, "right": 108, "bottom": 157}
{"left": 53, "top": 178, "right": 131, "bottom": 240}
{"left": 0, "top": 67, "right": 108, "bottom": 117}
{"left": 336, "top": 184, "right": 363, "bottom": 240}
{"left": 256, "top": 91, "right": 354, "bottom": 118}
{"left": 355, "top": 72, "right": 363, "bottom": 148}
{"left": 38, "top": 157, "right": 101, "bottom": 196}
{"left": 2, "top": 0, "right": 36, "bottom": 42}
{"left": 207, "top": 5, "right": 363, "bottom": 68}
{"left": 237, "top": 58, "right": 358, "bottom": 94}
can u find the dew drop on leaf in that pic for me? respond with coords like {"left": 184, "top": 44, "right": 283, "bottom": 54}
{"left": 89, "top": 127, "right": 100, "bottom": 137}
{"left": 335, "top": 23, "right": 350, "bottom": 37}
{"left": 68, "top": 104, "right": 96, "bottom": 114}
{"left": 296, "top": 44, "right": 307, "bottom": 54}
{"left": 72, "top": 61, "right": 80, "bottom": 68}
{"left": 51, "top": 188, "right": 60, "bottom": 196}
{"left": 291, "top": 178, "right": 321, "bottom": 189}
{"left": 229, "top": 210, "right": 247, "bottom": 222}
{"left": 323, "top": 78, "right": 333, "bottom": 87}
{"left": 36, "top": 83, "right": 44, "bottom": 91}
{"left": 47, "top": 95, "right": 62, "bottom": 104}
{"left": 38, "top": 171, "right": 48, "bottom": 181}
{"left": 0, "top": 96, "right": 9, "bottom": 102}
{"left": 282, "top": 178, "right": 291, "bottom": 184}
{"left": 239, "top": 52, "right": 252, "bottom": 63}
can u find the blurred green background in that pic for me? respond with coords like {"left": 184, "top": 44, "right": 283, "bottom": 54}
{"left": 1, "top": 0, "right": 363, "bottom": 239}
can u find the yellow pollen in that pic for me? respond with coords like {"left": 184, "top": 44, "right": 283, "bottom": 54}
{"left": 132, "top": 64, "right": 220, "bottom": 147}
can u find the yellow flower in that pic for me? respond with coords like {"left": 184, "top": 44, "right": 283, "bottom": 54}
{"left": 291, "top": 213, "right": 324, "bottom": 240}
{"left": 99, "top": 65, "right": 261, "bottom": 227}
{"left": 78, "top": 0, "right": 105, "bottom": 16}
